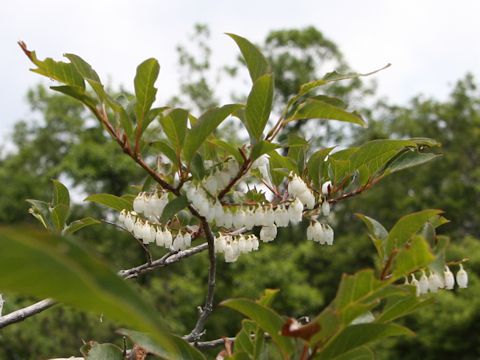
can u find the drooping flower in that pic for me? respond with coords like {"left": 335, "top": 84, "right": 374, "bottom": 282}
{"left": 456, "top": 264, "right": 468, "bottom": 288}
{"left": 444, "top": 266, "right": 455, "bottom": 290}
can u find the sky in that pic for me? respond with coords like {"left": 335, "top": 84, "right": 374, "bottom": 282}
{"left": 2, "top": 0, "right": 480, "bottom": 141}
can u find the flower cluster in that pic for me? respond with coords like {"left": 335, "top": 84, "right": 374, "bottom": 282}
{"left": 215, "top": 233, "right": 260, "bottom": 262}
{"left": 185, "top": 183, "right": 304, "bottom": 235}
{"left": 408, "top": 264, "right": 468, "bottom": 296}
{"left": 133, "top": 191, "right": 169, "bottom": 220}
{"left": 306, "top": 221, "right": 334, "bottom": 245}
{"left": 288, "top": 174, "right": 316, "bottom": 209}
{"left": 202, "top": 158, "right": 240, "bottom": 195}
{"left": 119, "top": 210, "right": 192, "bottom": 251}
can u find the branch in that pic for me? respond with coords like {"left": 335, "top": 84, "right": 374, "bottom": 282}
{"left": 194, "top": 337, "right": 235, "bottom": 350}
{"left": 0, "top": 299, "right": 56, "bottom": 329}
{"left": 183, "top": 219, "right": 217, "bottom": 342}
{"left": 0, "top": 244, "right": 209, "bottom": 329}
{"left": 119, "top": 243, "right": 209, "bottom": 279}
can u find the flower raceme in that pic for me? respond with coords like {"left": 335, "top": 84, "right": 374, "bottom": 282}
{"left": 119, "top": 159, "right": 336, "bottom": 262}
{"left": 408, "top": 265, "right": 468, "bottom": 296}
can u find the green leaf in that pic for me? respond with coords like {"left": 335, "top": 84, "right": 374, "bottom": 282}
{"left": 221, "top": 298, "right": 295, "bottom": 357}
{"left": 257, "top": 289, "right": 280, "bottom": 307}
{"left": 190, "top": 154, "right": 206, "bottom": 180}
{"left": 63, "top": 217, "right": 100, "bottom": 235}
{"left": 306, "top": 147, "right": 334, "bottom": 188}
{"left": 118, "top": 329, "right": 205, "bottom": 360}
{"left": 386, "top": 209, "right": 443, "bottom": 256}
{"left": 392, "top": 236, "right": 435, "bottom": 278}
{"left": 251, "top": 141, "right": 281, "bottom": 162}
{"left": 0, "top": 227, "right": 203, "bottom": 359}
{"left": 86, "top": 343, "right": 123, "bottom": 360}
{"left": 385, "top": 151, "right": 441, "bottom": 175}
{"left": 287, "top": 99, "right": 367, "bottom": 128}
{"left": 51, "top": 179, "right": 70, "bottom": 208}
{"left": 376, "top": 293, "right": 433, "bottom": 323}
{"left": 19, "top": 43, "right": 84, "bottom": 89}
{"left": 226, "top": 33, "right": 270, "bottom": 82}
{"left": 355, "top": 214, "right": 388, "bottom": 260}
{"left": 332, "top": 346, "right": 374, "bottom": 360}
{"left": 50, "top": 85, "right": 98, "bottom": 109}
{"left": 62, "top": 54, "right": 134, "bottom": 137}
{"left": 160, "top": 196, "right": 189, "bottom": 223}
{"left": 245, "top": 74, "right": 274, "bottom": 141}
{"left": 183, "top": 104, "right": 243, "bottom": 162}
{"left": 134, "top": 58, "right": 160, "bottom": 132}
{"left": 349, "top": 140, "right": 414, "bottom": 174}
{"left": 317, "top": 324, "right": 413, "bottom": 360}
{"left": 84, "top": 193, "right": 133, "bottom": 212}
{"left": 150, "top": 140, "right": 177, "bottom": 164}
{"left": 209, "top": 139, "right": 243, "bottom": 163}
{"left": 160, "top": 108, "right": 189, "bottom": 156}
{"left": 51, "top": 204, "right": 69, "bottom": 232}
{"left": 355, "top": 214, "right": 388, "bottom": 242}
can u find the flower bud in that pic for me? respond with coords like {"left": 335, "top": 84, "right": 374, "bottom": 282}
{"left": 322, "top": 181, "right": 332, "bottom": 195}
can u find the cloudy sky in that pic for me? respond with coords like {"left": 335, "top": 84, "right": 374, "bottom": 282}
{"left": 2, "top": 0, "right": 480, "bottom": 140}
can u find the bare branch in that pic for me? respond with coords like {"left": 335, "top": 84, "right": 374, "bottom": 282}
{"left": 0, "top": 299, "right": 56, "bottom": 329}
{"left": 119, "top": 242, "right": 209, "bottom": 279}
{"left": 194, "top": 337, "right": 235, "bottom": 350}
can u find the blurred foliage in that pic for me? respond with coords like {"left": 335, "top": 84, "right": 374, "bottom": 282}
{"left": 0, "top": 25, "right": 479, "bottom": 359}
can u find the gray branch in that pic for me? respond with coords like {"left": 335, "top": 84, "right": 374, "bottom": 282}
{"left": 0, "top": 243, "right": 208, "bottom": 329}
{"left": 0, "top": 299, "right": 56, "bottom": 329}
{"left": 195, "top": 337, "right": 234, "bottom": 350}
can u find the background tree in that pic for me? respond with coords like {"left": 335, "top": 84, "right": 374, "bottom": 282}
{"left": 0, "top": 25, "right": 477, "bottom": 359}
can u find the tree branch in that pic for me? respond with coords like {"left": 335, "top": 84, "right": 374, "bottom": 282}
{"left": 194, "top": 337, "right": 235, "bottom": 350}
{"left": 119, "top": 242, "right": 209, "bottom": 279}
{"left": 183, "top": 219, "right": 217, "bottom": 342}
{"left": 0, "top": 299, "right": 56, "bottom": 329}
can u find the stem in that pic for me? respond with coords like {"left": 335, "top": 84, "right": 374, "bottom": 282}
{"left": 184, "top": 219, "right": 217, "bottom": 342}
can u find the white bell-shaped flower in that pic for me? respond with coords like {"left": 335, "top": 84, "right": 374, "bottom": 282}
{"left": 244, "top": 208, "right": 256, "bottom": 230}
{"left": 172, "top": 233, "right": 185, "bottom": 251}
{"left": 133, "top": 192, "right": 147, "bottom": 214}
{"left": 427, "top": 272, "right": 440, "bottom": 293}
{"left": 233, "top": 209, "right": 247, "bottom": 228}
{"left": 298, "top": 190, "right": 315, "bottom": 210}
{"left": 163, "top": 228, "right": 173, "bottom": 248}
{"left": 456, "top": 264, "right": 468, "bottom": 288}
{"left": 288, "top": 175, "right": 307, "bottom": 197}
{"left": 183, "top": 232, "right": 192, "bottom": 248}
{"left": 119, "top": 209, "right": 126, "bottom": 224}
{"left": 322, "top": 200, "right": 331, "bottom": 217}
{"left": 124, "top": 212, "right": 135, "bottom": 232}
{"left": 419, "top": 270, "right": 429, "bottom": 294}
{"left": 133, "top": 220, "right": 144, "bottom": 239}
{"left": 260, "top": 225, "right": 277, "bottom": 242}
{"left": 323, "top": 224, "right": 334, "bottom": 245}
{"left": 288, "top": 198, "right": 304, "bottom": 224}
{"left": 155, "top": 227, "right": 165, "bottom": 247}
{"left": 444, "top": 266, "right": 455, "bottom": 290}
